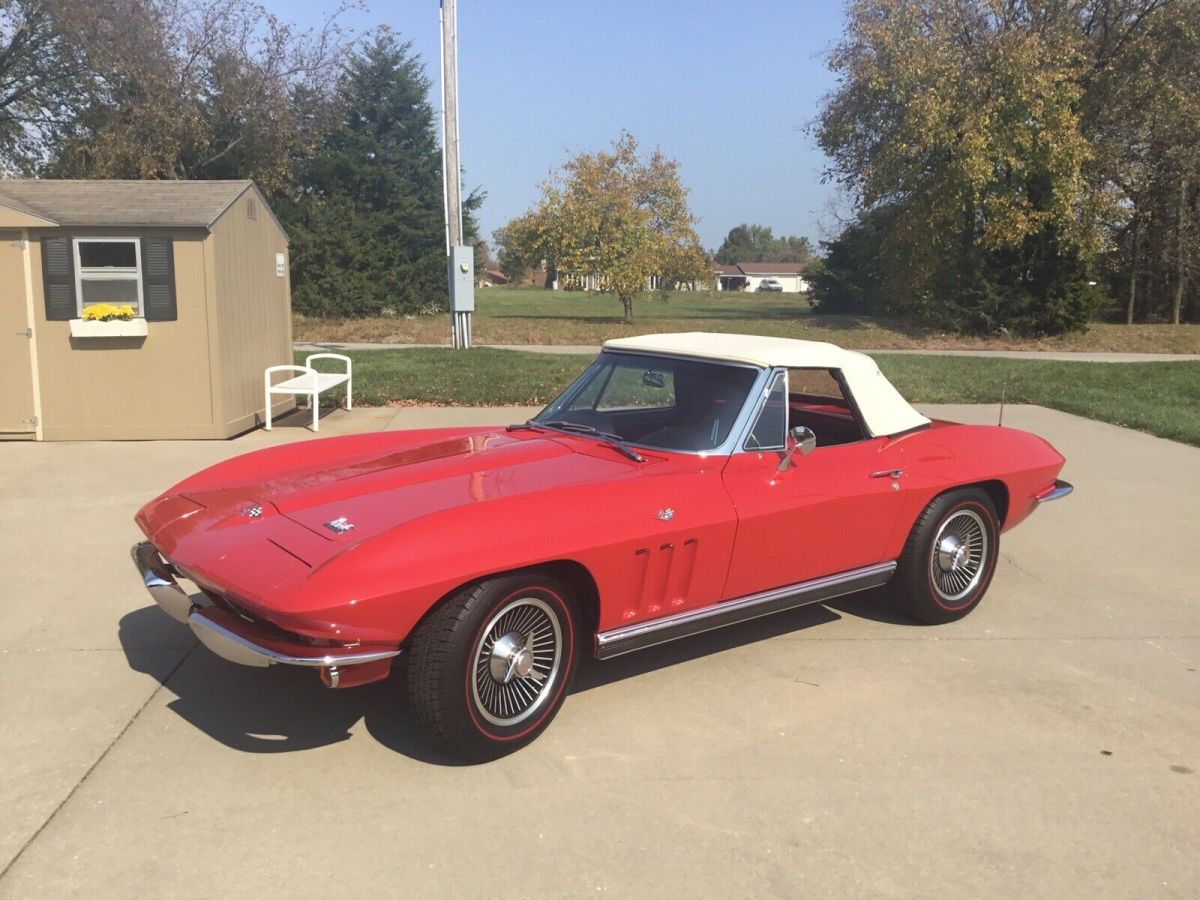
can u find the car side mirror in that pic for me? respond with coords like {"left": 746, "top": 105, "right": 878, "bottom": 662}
{"left": 776, "top": 425, "right": 816, "bottom": 472}
{"left": 642, "top": 370, "right": 666, "bottom": 389}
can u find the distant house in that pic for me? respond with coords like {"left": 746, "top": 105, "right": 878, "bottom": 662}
{"left": 714, "top": 262, "right": 809, "bottom": 293}
{"left": 560, "top": 270, "right": 613, "bottom": 291}
{"left": 558, "top": 271, "right": 706, "bottom": 292}
{"left": 714, "top": 264, "right": 747, "bottom": 292}
{"left": 530, "top": 260, "right": 708, "bottom": 292}
{"left": 0, "top": 179, "right": 293, "bottom": 441}
{"left": 479, "top": 268, "right": 509, "bottom": 287}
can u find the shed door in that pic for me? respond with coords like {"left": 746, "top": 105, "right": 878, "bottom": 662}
{"left": 0, "top": 235, "right": 36, "bottom": 434}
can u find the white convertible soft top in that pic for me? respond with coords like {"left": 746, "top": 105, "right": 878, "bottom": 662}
{"left": 603, "top": 332, "right": 930, "bottom": 438}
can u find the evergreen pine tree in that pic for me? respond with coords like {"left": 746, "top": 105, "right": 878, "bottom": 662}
{"left": 282, "top": 34, "right": 480, "bottom": 317}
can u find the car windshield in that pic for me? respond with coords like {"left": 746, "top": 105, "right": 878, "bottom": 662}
{"left": 534, "top": 352, "right": 760, "bottom": 453}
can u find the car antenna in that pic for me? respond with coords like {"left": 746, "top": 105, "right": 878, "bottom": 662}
{"left": 998, "top": 381, "right": 1006, "bottom": 427}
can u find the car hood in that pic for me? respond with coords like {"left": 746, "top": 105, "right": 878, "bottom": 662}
{"left": 147, "top": 429, "right": 637, "bottom": 577}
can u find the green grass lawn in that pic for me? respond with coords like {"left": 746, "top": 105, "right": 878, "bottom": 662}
{"left": 293, "top": 287, "right": 1200, "bottom": 354}
{"left": 322, "top": 347, "right": 586, "bottom": 408}
{"left": 302, "top": 348, "right": 1200, "bottom": 446}
{"left": 876, "top": 355, "right": 1200, "bottom": 446}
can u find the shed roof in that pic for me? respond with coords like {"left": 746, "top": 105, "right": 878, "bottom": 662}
{"left": 0, "top": 179, "right": 255, "bottom": 229}
{"left": 602, "top": 332, "right": 930, "bottom": 437}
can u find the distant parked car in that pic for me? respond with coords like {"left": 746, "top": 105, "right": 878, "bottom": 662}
{"left": 756, "top": 278, "right": 784, "bottom": 292}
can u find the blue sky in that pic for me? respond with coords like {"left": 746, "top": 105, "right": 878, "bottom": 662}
{"left": 282, "top": 1, "right": 847, "bottom": 251}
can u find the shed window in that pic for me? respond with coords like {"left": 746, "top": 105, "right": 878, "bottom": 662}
{"left": 73, "top": 238, "right": 143, "bottom": 315}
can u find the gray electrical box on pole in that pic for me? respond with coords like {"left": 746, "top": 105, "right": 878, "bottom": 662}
{"left": 440, "top": 0, "right": 472, "bottom": 349}
{"left": 449, "top": 243, "right": 474, "bottom": 302}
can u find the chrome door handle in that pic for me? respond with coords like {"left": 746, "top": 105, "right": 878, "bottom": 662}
{"left": 869, "top": 469, "right": 904, "bottom": 479}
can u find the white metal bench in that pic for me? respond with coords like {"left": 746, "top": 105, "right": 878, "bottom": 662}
{"left": 264, "top": 353, "right": 352, "bottom": 432}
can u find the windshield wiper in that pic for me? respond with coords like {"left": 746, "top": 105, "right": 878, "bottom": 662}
{"left": 517, "top": 419, "right": 644, "bottom": 463}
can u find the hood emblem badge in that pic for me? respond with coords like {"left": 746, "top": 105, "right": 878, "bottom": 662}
{"left": 325, "top": 516, "right": 355, "bottom": 533}
{"left": 657, "top": 508, "right": 675, "bottom": 522}
{"left": 240, "top": 506, "right": 263, "bottom": 518}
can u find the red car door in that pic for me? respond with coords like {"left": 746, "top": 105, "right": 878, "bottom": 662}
{"left": 720, "top": 369, "right": 907, "bottom": 599}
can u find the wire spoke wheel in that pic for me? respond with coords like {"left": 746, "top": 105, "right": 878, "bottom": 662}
{"left": 470, "top": 596, "right": 563, "bottom": 727}
{"left": 929, "top": 508, "right": 988, "bottom": 605}
{"left": 408, "top": 573, "right": 578, "bottom": 761}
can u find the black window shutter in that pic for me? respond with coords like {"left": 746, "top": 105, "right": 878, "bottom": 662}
{"left": 41, "top": 237, "right": 76, "bottom": 320}
{"left": 141, "top": 237, "right": 177, "bottom": 321}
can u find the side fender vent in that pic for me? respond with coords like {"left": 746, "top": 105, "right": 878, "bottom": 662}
{"left": 626, "top": 539, "right": 699, "bottom": 620}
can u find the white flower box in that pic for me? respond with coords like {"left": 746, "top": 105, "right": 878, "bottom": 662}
{"left": 69, "top": 318, "right": 149, "bottom": 338}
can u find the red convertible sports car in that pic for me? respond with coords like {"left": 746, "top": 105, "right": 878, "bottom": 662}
{"left": 132, "top": 333, "right": 1071, "bottom": 760}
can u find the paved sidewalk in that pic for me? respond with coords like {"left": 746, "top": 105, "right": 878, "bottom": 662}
{"left": 2, "top": 405, "right": 1198, "bottom": 897}
{"left": 296, "top": 340, "right": 1200, "bottom": 362}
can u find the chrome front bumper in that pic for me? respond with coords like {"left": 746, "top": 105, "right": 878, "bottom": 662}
{"left": 131, "top": 540, "right": 194, "bottom": 624}
{"left": 130, "top": 541, "right": 401, "bottom": 670}
{"left": 1035, "top": 479, "right": 1074, "bottom": 504}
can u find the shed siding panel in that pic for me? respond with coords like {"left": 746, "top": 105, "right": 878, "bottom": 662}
{"left": 0, "top": 231, "right": 36, "bottom": 433}
{"left": 0, "top": 205, "right": 56, "bottom": 228}
{"left": 30, "top": 228, "right": 217, "bottom": 438}
{"left": 210, "top": 189, "right": 292, "bottom": 429}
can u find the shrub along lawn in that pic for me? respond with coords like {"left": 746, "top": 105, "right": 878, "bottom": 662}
{"left": 304, "top": 348, "right": 1200, "bottom": 447}
{"left": 292, "top": 287, "right": 1200, "bottom": 354}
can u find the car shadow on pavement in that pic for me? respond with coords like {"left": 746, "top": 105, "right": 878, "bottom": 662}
{"left": 825, "top": 586, "right": 922, "bottom": 626}
{"left": 119, "top": 589, "right": 905, "bottom": 766}
{"left": 570, "top": 602, "right": 843, "bottom": 692}
{"left": 264, "top": 403, "right": 350, "bottom": 429}
{"left": 571, "top": 586, "right": 916, "bottom": 691}
{"left": 118, "top": 605, "right": 465, "bottom": 766}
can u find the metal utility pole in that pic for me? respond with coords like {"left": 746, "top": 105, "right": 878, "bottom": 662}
{"left": 440, "top": 0, "right": 473, "bottom": 348}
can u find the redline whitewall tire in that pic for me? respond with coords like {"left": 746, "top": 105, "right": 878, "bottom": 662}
{"left": 892, "top": 488, "right": 1000, "bottom": 625}
{"left": 406, "top": 572, "right": 580, "bottom": 762}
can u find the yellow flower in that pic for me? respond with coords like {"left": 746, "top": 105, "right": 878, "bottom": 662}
{"left": 81, "top": 303, "right": 135, "bottom": 322}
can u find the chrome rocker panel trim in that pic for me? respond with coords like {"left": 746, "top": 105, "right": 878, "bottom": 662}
{"left": 131, "top": 541, "right": 401, "bottom": 669}
{"left": 595, "top": 561, "right": 897, "bottom": 660}
{"left": 1035, "top": 479, "right": 1074, "bottom": 504}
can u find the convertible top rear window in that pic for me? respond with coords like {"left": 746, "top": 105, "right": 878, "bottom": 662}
{"left": 536, "top": 352, "right": 759, "bottom": 453}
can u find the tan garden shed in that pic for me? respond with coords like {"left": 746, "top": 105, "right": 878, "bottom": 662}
{"left": 0, "top": 179, "right": 295, "bottom": 440}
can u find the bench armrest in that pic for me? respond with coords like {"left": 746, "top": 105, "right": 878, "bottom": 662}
{"left": 265, "top": 364, "right": 311, "bottom": 387}
{"left": 304, "top": 353, "right": 352, "bottom": 377}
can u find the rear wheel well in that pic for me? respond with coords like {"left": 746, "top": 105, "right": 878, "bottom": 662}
{"left": 931, "top": 480, "right": 1008, "bottom": 528}
{"left": 954, "top": 479, "right": 1009, "bottom": 527}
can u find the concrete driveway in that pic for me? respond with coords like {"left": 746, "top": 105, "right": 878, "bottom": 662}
{"left": 1, "top": 405, "right": 1197, "bottom": 898}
